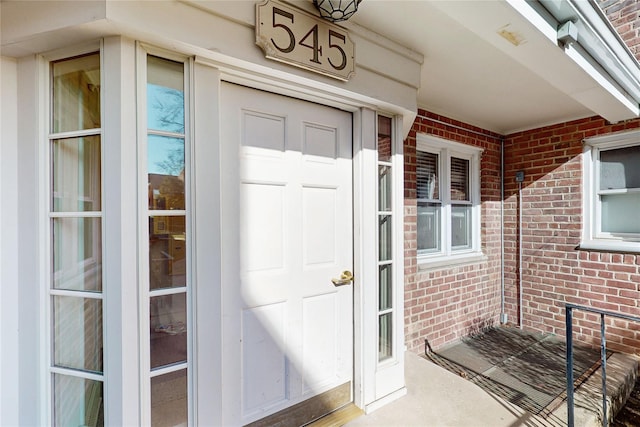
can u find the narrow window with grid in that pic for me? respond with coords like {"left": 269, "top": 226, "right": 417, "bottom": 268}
{"left": 146, "top": 55, "right": 189, "bottom": 427}
{"left": 377, "top": 115, "right": 394, "bottom": 362}
{"left": 49, "top": 52, "right": 104, "bottom": 427}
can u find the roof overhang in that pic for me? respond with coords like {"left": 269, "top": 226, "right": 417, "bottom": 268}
{"left": 429, "top": 0, "right": 640, "bottom": 129}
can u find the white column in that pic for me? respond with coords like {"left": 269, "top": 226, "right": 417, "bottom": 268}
{"left": 191, "top": 57, "right": 223, "bottom": 426}
{"left": 1, "top": 55, "right": 20, "bottom": 427}
{"left": 102, "top": 36, "right": 141, "bottom": 426}
{"left": 16, "top": 53, "right": 47, "bottom": 427}
{"left": 353, "top": 107, "right": 377, "bottom": 408}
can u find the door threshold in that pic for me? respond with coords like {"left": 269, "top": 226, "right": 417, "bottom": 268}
{"left": 305, "top": 403, "right": 364, "bottom": 427}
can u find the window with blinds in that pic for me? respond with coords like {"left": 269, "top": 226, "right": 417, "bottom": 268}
{"left": 416, "top": 135, "right": 481, "bottom": 261}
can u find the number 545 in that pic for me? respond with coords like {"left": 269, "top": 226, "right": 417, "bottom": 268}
{"left": 271, "top": 6, "right": 349, "bottom": 71}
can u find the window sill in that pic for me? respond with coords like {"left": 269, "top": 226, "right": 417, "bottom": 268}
{"left": 578, "top": 240, "right": 640, "bottom": 254}
{"left": 417, "top": 252, "right": 487, "bottom": 271}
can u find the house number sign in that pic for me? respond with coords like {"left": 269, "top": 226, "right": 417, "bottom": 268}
{"left": 256, "top": 0, "right": 355, "bottom": 81}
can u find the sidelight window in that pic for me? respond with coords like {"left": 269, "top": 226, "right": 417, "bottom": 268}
{"left": 377, "top": 115, "right": 394, "bottom": 362}
{"left": 49, "top": 52, "right": 104, "bottom": 427}
{"left": 145, "top": 54, "right": 190, "bottom": 427}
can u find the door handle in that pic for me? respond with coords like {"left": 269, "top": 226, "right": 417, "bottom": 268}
{"left": 331, "top": 270, "right": 353, "bottom": 287}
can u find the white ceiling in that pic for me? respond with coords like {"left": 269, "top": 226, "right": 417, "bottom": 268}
{"left": 351, "top": 0, "right": 596, "bottom": 135}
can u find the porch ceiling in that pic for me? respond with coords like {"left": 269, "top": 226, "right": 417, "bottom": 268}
{"left": 351, "top": 0, "right": 640, "bottom": 135}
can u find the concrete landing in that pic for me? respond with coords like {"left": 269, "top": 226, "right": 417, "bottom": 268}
{"left": 347, "top": 351, "right": 558, "bottom": 427}
{"left": 346, "top": 328, "right": 638, "bottom": 427}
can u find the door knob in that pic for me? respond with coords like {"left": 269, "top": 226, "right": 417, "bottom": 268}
{"left": 331, "top": 270, "right": 353, "bottom": 286}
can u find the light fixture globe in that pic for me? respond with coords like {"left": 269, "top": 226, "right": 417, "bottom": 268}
{"left": 313, "top": 0, "right": 362, "bottom": 22}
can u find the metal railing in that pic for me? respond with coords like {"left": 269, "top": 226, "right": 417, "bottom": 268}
{"left": 565, "top": 303, "right": 640, "bottom": 427}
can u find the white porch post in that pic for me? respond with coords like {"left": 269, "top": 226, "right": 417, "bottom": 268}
{"left": 1, "top": 55, "right": 21, "bottom": 427}
{"left": 102, "top": 36, "right": 141, "bottom": 426}
{"left": 191, "top": 58, "right": 223, "bottom": 425}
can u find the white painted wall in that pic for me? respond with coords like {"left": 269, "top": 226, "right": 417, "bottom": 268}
{"left": 1, "top": 55, "right": 20, "bottom": 427}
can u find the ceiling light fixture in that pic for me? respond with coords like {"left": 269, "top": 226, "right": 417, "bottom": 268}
{"left": 313, "top": 0, "right": 362, "bottom": 22}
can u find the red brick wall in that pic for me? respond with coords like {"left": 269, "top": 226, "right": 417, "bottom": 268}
{"left": 598, "top": 0, "right": 640, "bottom": 61}
{"left": 404, "top": 2, "right": 640, "bottom": 355}
{"left": 405, "top": 112, "right": 640, "bottom": 355}
{"left": 504, "top": 117, "right": 640, "bottom": 354}
{"left": 404, "top": 110, "right": 503, "bottom": 352}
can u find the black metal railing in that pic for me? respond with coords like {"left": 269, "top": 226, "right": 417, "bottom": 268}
{"left": 565, "top": 303, "right": 640, "bottom": 427}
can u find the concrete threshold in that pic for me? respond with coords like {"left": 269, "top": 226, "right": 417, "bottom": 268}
{"left": 346, "top": 351, "right": 638, "bottom": 427}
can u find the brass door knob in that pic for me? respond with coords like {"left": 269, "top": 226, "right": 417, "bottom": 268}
{"left": 331, "top": 270, "right": 353, "bottom": 286}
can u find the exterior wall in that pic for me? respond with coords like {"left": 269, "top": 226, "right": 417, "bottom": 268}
{"left": 504, "top": 116, "right": 640, "bottom": 354}
{"left": 404, "top": 110, "right": 503, "bottom": 352}
{"left": 404, "top": 110, "right": 640, "bottom": 355}
{"left": 598, "top": 0, "right": 640, "bottom": 62}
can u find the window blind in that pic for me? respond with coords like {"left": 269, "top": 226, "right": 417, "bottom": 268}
{"left": 451, "top": 157, "right": 469, "bottom": 201}
{"left": 417, "top": 151, "right": 438, "bottom": 200}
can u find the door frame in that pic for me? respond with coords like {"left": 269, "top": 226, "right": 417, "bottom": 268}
{"left": 190, "top": 55, "right": 405, "bottom": 424}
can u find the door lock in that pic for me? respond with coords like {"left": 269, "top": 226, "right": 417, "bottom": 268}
{"left": 331, "top": 270, "right": 354, "bottom": 287}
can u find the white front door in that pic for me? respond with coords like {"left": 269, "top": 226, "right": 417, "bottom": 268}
{"left": 220, "top": 83, "right": 354, "bottom": 425}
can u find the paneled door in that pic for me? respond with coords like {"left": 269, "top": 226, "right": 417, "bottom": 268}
{"left": 220, "top": 83, "right": 354, "bottom": 426}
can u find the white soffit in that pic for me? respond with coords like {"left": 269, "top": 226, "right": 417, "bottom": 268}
{"left": 431, "top": 0, "right": 639, "bottom": 125}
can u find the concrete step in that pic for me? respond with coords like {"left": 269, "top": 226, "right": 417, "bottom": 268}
{"left": 552, "top": 353, "right": 639, "bottom": 427}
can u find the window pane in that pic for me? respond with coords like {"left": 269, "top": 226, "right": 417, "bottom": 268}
{"left": 151, "top": 369, "right": 187, "bottom": 427}
{"left": 601, "top": 193, "right": 640, "bottom": 233}
{"left": 53, "top": 296, "right": 103, "bottom": 373}
{"left": 148, "top": 56, "right": 184, "bottom": 134}
{"left": 149, "top": 135, "right": 185, "bottom": 211}
{"left": 52, "top": 53, "right": 101, "bottom": 134}
{"left": 378, "top": 313, "right": 392, "bottom": 361}
{"left": 451, "top": 157, "right": 469, "bottom": 201}
{"left": 150, "top": 217, "right": 186, "bottom": 290}
{"left": 379, "top": 165, "right": 392, "bottom": 212}
{"left": 52, "top": 136, "right": 101, "bottom": 212}
{"left": 53, "top": 374, "right": 103, "bottom": 427}
{"left": 379, "top": 264, "right": 392, "bottom": 311}
{"left": 600, "top": 146, "right": 640, "bottom": 190}
{"left": 452, "top": 204, "right": 472, "bottom": 249}
{"left": 379, "top": 215, "right": 392, "bottom": 261}
{"left": 377, "top": 116, "right": 392, "bottom": 162}
{"left": 418, "top": 202, "right": 441, "bottom": 253}
{"left": 53, "top": 217, "right": 102, "bottom": 292}
{"left": 150, "top": 293, "right": 187, "bottom": 369}
{"left": 417, "top": 151, "right": 438, "bottom": 200}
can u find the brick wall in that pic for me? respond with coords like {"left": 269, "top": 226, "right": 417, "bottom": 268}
{"left": 404, "top": 0, "right": 640, "bottom": 359}
{"left": 404, "top": 110, "right": 503, "bottom": 352}
{"left": 598, "top": 0, "right": 640, "bottom": 61}
{"left": 405, "top": 112, "right": 640, "bottom": 355}
{"left": 504, "top": 117, "right": 640, "bottom": 354}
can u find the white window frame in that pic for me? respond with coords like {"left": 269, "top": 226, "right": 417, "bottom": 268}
{"left": 136, "top": 44, "right": 193, "bottom": 427}
{"left": 42, "top": 42, "right": 105, "bottom": 427}
{"left": 582, "top": 129, "right": 640, "bottom": 253}
{"left": 416, "top": 134, "right": 483, "bottom": 267}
